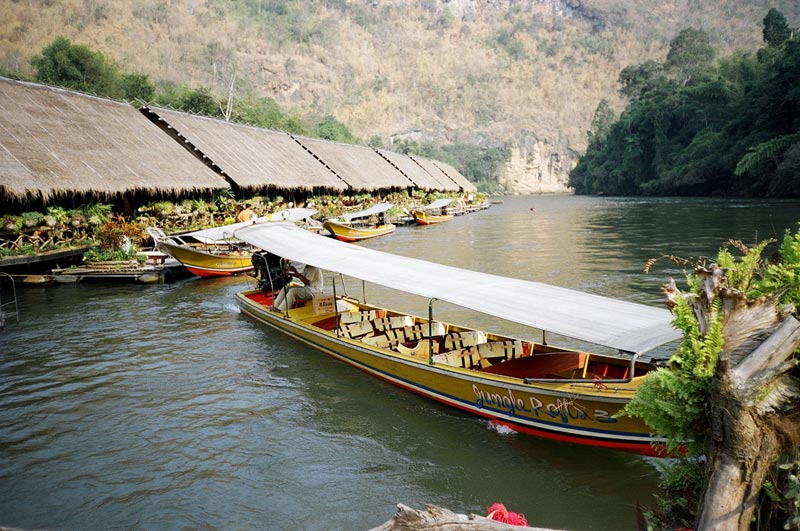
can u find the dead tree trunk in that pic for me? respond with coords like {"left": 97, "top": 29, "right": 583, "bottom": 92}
{"left": 367, "top": 504, "right": 564, "bottom": 531}
{"left": 675, "top": 266, "right": 800, "bottom": 531}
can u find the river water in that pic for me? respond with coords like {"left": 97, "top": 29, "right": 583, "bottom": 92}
{"left": 1, "top": 195, "right": 798, "bottom": 530}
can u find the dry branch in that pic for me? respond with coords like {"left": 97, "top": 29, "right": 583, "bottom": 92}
{"left": 367, "top": 504, "right": 567, "bottom": 531}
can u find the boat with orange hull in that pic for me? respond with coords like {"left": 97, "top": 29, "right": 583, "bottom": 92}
{"left": 413, "top": 198, "right": 454, "bottom": 225}
{"left": 233, "top": 223, "right": 682, "bottom": 455}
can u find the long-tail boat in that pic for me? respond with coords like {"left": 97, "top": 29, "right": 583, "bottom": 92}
{"left": 413, "top": 198, "right": 454, "bottom": 225}
{"left": 233, "top": 222, "right": 681, "bottom": 455}
{"left": 322, "top": 203, "right": 396, "bottom": 242}
{"left": 156, "top": 208, "right": 317, "bottom": 277}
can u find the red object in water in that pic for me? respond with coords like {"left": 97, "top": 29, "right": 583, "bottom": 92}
{"left": 486, "top": 503, "right": 528, "bottom": 527}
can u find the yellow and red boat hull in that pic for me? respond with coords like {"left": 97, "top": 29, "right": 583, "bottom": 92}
{"left": 413, "top": 210, "right": 454, "bottom": 225}
{"left": 322, "top": 220, "right": 396, "bottom": 242}
{"left": 236, "top": 289, "right": 665, "bottom": 455}
{"left": 159, "top": 241, "right": 253, "bottom": 277}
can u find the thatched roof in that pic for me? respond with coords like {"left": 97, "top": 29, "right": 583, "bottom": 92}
{"left": 432, "top": 160, "right": 477, "bottom": 192}
{"left": 292, "top": 136, "right": 415, "bottom": 191}
{"left": 141, "top": 106, "right": 347, "bottom": 192}
{"left": 0, "top": 77, "right": 228, "bottom": 201}
{"left": 409, "top": 155, "right": 477, "bottom": 192}
{"left": 143, "top": 106, "right": 472, "bottom": 193}
{"left": 375, "top": 149, "right": 455, "bottom": 191}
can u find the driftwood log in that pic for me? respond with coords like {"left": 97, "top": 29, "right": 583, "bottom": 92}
{"left": 665, "top": 265, "right": 800, "bottom": 531}
{"left": 367, "top": 504, "right": 566, "bottom": 531}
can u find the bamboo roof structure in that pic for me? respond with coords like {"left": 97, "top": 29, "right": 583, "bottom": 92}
{"left": 291, "top": 136, "right": 416, "bottom": 191}
{"left": 141, "top": 106, "right": 347, "bottom": 192}
{"left": 409, "top": 155, "right": 477, "bottom": 192}
{"left": 433, "top": 160, "right": 476, "bottom": 192}
{"left": 375, "top": 149, "right": 454, "bottom": 190}
{"left": 0, "top": 77, "right": 228, "bottom": 201}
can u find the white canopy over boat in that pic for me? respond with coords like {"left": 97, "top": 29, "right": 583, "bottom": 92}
{"left": 338, "top": 203, "right": 393, "bottom": 221}
{"left": 236, "top": 222, "right": 681, "bottom": 355}
{"left": 420, "top": 198, "right": 452, "bottom": 210}
{"left": 187, "top": 208, "right": 318, "bottom": 243}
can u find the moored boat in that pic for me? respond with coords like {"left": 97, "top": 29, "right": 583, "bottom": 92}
{"left": 322, "top": 203, "right": 396, "bottom": 242}
{"left": 413, "top": 198, "right": 454, "bottom": 225}
{"left": 155, "top": 208, "right": 317, "bottom": 277}
{"left": 233, "top": 222, "right": 682, "bottom": 455}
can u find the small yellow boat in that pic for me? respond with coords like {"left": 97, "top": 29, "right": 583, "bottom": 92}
{"left": 322, "top": 203, "right": 396, "bottom": 242}
{"left": 413, "top": 198, "right": 454, "bottom": 225}
{"left": 158, "top": 239, "right": 253, "bottom": 277}
{"left": 235, "top": 223, "right": 682, "bottom": 455}
{"left": 155, "top": 208, "right": 318, "bottom": 277}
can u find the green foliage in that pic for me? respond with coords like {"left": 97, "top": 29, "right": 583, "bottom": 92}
{"left": 750, "top": 225, "right": 800, "bottom": 314}
{"left": 315, "top": 115, "right": 358, "bottom": 144}
{"left": 233, "top": 93, "right": 309, "bottom": 134}
{"left": 625, "top": 293, "right": 721, "bottom": 455}
{"left": 181, "top": 87, "right": 222, "bottom": 117}
{"left": 20, "top": 211, "right": 44, "bottom": 228}
{"left": 31, "top": 36, "right": 120, "bottom": 97}
{"left": 570, "top": 10, "right": 800, "bottom": 198}
{"left": 119, "top": 73, "right": 155, "bottom": 103}
{"left": 664, "top": 28, "right": 716, "bottom": 81}
{"left": 645, "top": 459, "right": 705, "bottom": 531}
{"left": 396, "top": 140, "right": 510, "bottom": 194}
{"left": 618, "top": 60, "right": 663, "bottom": 100}
{"left": 764, "top": 9, "right": 792, "bottom": 48}
{"left": 779, "top": 456, "right": 800, "bottom": 530}
{"left": 587, "top": 99, "right": 616, "bottom": 147}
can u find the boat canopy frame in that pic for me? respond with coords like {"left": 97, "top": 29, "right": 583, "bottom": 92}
{"left": 236, "top": 222, "right": 682, "bottom": 356}
{"left": 338, "top": 202, "right": 394, "bottom": 221}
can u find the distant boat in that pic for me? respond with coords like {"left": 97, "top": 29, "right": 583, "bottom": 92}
{"left": 322, "top": 203, "right": 396, "bottom": 242}
{"left": 234, "top": 222, "right": 682, "bottom": 456}
{"left": 155, "top": 208, "right": 317, "bottom": 277}
{"left": 413, "top": 198, "right": 454, "bottom": 225}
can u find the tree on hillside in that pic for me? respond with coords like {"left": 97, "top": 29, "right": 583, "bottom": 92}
{"left": 31, "top": 37, "right": 120, "bottom": 97}
{"left": 618, "top": 60, "right": 663, "bottom": 100}
{"left": 181, "top": 87, "right": 222, "bottom": 117}
{"left": 764, "top": 8, "right": 793, "bottom": 48}
{"left": 315, "top": 115, "right": 358, "bottom": 144}
{"left": 586, "top": 99, "right": 616, "bottom": 147}
{"left": 664, "top": 28, "right": 716, "bottom": 84}
{"left": 119, "top": 73, "right": 155, "bottom": 103}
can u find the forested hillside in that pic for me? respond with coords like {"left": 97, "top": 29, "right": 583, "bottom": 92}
{"left": 569, "top": 10, "right": 800, "bottom": 197}
{"left": 2, "top": 0, "right": 798, "bottom": 194}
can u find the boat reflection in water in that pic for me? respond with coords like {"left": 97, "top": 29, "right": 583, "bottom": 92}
{"left": 234, "top": 222, "right": 681, "bottom": 456}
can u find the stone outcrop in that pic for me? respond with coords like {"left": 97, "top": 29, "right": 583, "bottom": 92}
{"left": 497, "top": 137, "right": 575, "bottom": 194}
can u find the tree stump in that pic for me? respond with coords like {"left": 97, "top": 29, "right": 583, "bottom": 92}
{"left": 665, "top": 266, "right": 800, "bottom": 531}
{"left": 367, "top": 504, "right": 567, "bottom": 531}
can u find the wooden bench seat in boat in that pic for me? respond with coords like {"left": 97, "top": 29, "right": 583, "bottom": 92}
{"left": 371, "top": 315, "right": 414, "bottom": 332}
{"left": 478, "top": 351, "right": 588, "bottom": 379}
{"left": 441, "top": 330, "right": 487, "bottom": 352}
{"left": 475, "top": 340, "right": 529, "bottom": 362}
{"left": 340, "top": 320, "right": 377, "bottom": 339}
{"left": 430, "top": 340, "right": 532, "bottom": 370}
{"left": 362, "top": 321, "right": 446, "bottom": 350}
{"left": 431, "top": 349, "right": 485, "bottom": 369}
{"left": 340, "top": 309, "right": 385, "bottom": 324}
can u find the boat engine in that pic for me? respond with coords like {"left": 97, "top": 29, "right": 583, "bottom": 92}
{"left": 250, "top": 251, "right": 288, "bottom": 293}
